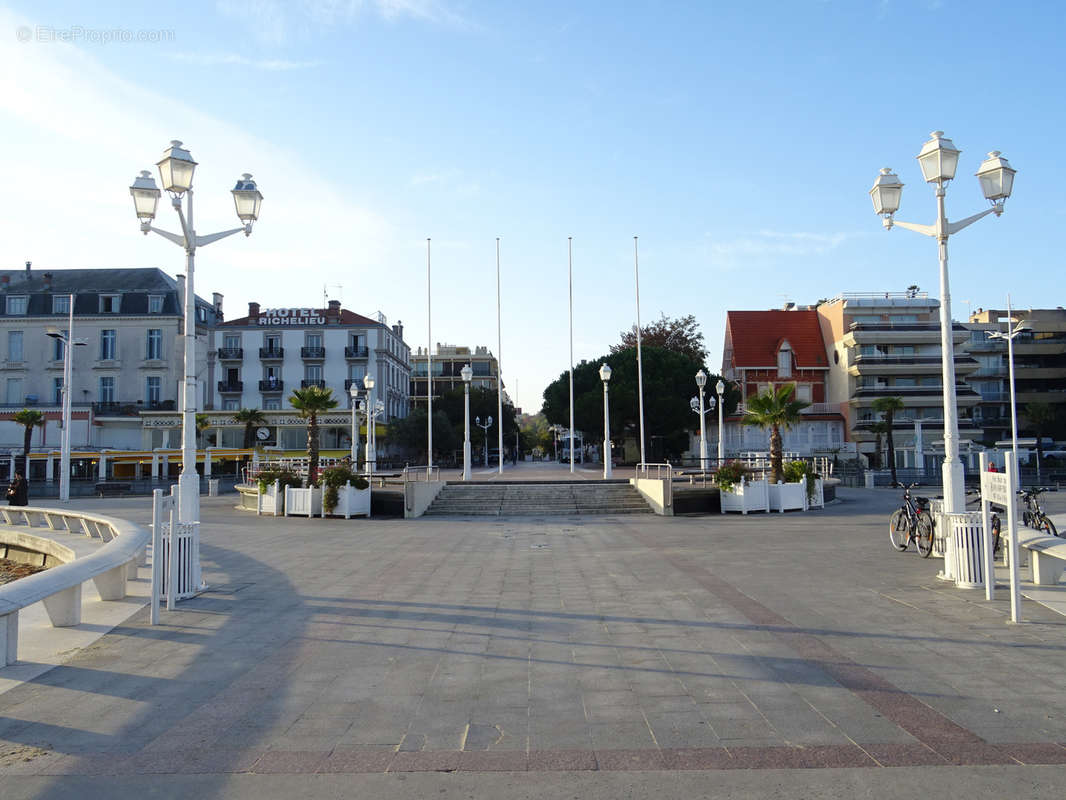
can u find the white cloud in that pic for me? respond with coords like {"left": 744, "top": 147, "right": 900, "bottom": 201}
{"left": 167, "top": 51, "right": 321, "bottom": 70}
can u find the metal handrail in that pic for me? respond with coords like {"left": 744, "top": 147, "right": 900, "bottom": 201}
{"left": 636, "top": 462, "right": 673, "bottom": 479}
{"left": 403, "top": 465, "right": 441, "bottom": 482}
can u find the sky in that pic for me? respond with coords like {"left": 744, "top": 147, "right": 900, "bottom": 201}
{"left": 1, "top": 1, "right": 1064, "bottom": 413}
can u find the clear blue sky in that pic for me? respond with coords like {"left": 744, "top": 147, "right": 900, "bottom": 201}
{"left": 2, "top": 1, "right": 1063, "bottom": 412}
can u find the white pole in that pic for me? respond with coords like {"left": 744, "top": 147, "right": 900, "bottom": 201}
{"left": 350, "top": 390, "right": 359, "bottom": 464}
{"left": 496, "top": 237, "right": 503, "bottom": 474}
{"left": 698, "top": 387, "right": 707, "bottom": 472}
{"left": 935, "top": 187, "right": 964, "bottom": 513}
{"left": 568, "top": 237, "right": 575, "bottom": 474}
{"left": 463, "top": 380, "right": 471, "bottom": 481}
{"left": 426, "top": 238, "right": 433, "bottom": 473}
{"left": 717, "top": 385, "right": 725, "bottom": 465}
{"left": 1005, "top": 456, "right": 1022, "bottom": 623}
{"left": 1006, "top": 295, "right": 1020, "bottom": 479}
{"left": 365, "top": 385, "right": 375, "bottom": 478}
{"left": 59, "top": 293, "right": 74, "bottom": 502}
{"left": 634, "top": 236, "right": 646, "bottom": 467}
{"left": 603, "top": 378, "right": 612, "bottom": 479}
{"left": 178, "top": 190, "right": 200, "bottom": 524}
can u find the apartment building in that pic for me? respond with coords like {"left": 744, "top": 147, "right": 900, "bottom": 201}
{"left": 721, "top": 309, "right": 846, "bottom": 456}
{"left": 410, "top": 344, "right": 500, "bottom": 409}
{"left": 816, "top": 291, "right": 981, "bottom": 470}
{"left": 0, "top": 265, "right": 214, "bottom": 453}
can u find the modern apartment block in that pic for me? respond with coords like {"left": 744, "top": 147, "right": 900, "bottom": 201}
{"left": 721, "top": 309, "right": 846, "bottom": 456}
{"left": 409, "top": 344, "right": 500, "bottom": 409}
{"left": 210, "top": 301, "right": 411, "bottom": 421}
{"left": 816, "top": 291, "right": 981, "bottom": 470}
{"left": 965, "top": 307, "right": 1066, "bottom": 443}
{"left": 0, "top": 265, "right": 215, "bottom": 453}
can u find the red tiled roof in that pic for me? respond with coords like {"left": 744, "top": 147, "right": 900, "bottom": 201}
{"left": 725, "top": 310, "right": 828, "bottom": 368}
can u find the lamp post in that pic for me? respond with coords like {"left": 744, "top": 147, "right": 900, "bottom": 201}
{"left": 870, "top": 133, "right": 1015, "bottom": 513}
{"left": 130, "top": 142, "right": 263, "bottom": 526}
{"left": 599, "top": 364, "right": 612, "bottom": 479}
{"left": 348, "top": 384, "right": 360, "bottom": 467}
{"left": 45, "top": 302, "right": 87, "bottom": 502}
{"left": 476, "top": 416, "right": 493, "bottom": 467}
{"left": 695, "top": 370, "right": 709, "bottom": 471}
{"left": 461, "top": 364, "right": 473, "bottom": 481}
{"left": 716, "top": 379, "right": 726, "bottom": 465}
{"left": 986, "top": 296, "right": 1029, "bottom": 479}
{"left": 363, "top": 373, "right": 375, "bottom": 477}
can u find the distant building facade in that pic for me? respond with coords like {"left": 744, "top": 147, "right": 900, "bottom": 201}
{"left": 410, "top": 344, "right": 500, "bottom": 409}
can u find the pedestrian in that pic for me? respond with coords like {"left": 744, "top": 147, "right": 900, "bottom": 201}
{"left": 7, "top": 471, "right": 28, "bottom": 506}
{"left": 989, "top": 462, "right": 998, "bottom": 473}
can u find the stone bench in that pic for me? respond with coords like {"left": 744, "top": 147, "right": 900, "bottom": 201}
{"left": 95, "top": 482, "right": 132, "bottom": 497}
{"left": 1017, "top": 530, "right": 1066, "bottom": 586}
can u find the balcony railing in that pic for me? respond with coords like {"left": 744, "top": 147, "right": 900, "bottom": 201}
{"left": 300, "top": 379, "right": 326, "bottom": 389}
{"left": 300, "top": 347, "right": 326, "bottom": 359}
{"left": 344, "top": 346, "right": 369, "bottom": 359}
{"left": 978, "top": 392, "right": 1010, "bottom": 402}
{"left": 853, "top": 386, "right": 979, "bottom": 397}
{"left": 92, "top": 400, "right": 175, "bottom": 416}
{"left": 733, "top": 402, "right": 839, "bottom": 416}
{"left": 259, "top": 379, "right": 284, "bottom": 392}
{"left": 259, "top": 347, "right": 284, "bottom": 359}
{"left": 217, "top": 380, "right": 244, "bottom": 393}
{"left": 852, "top": 355, "right": 977, "bottom": 366}
{"left": 216, "top": 347, "right": 244, "bottom": 360}
{"left": 344, "top": 378, "right": 364, "bottom": 391}
{"left": 849, "top": 322, "right": 969, "bottom": 332}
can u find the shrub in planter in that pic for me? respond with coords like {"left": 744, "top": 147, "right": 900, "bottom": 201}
{"left": 715, "top": 461, "right": 748, "bottom": 494}
{"left": 257, "top": 469, "right": 302, "bottom": 494}
{"left": 321, "top": 466, "right": 370, "bottom": 514}
{"left": 783, "top": 460, "right": 820, "bottom": 503}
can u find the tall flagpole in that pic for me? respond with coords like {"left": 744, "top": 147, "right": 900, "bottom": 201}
{"left": 496, "top": 237, "right": 504, "bottom": 474}
{"left": 568, "top": 236, "right": 575, "bottom": 474}
{"left": 634, "top": 236, "right": 646, "bottom": 467}
{"left": 426, "top": 238, "right": 433, "bottom": 474}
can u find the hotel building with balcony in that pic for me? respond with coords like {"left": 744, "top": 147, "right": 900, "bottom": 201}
{"left": 409, "top": 344, "right": 500, "bottom": 409}
{"left": 816, "top": 291, "right": 981, "bottom": 470}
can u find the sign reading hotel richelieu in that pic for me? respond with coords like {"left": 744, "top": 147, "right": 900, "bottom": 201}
{"left": 257, "top": 308, "right": 328, "bottom": 326}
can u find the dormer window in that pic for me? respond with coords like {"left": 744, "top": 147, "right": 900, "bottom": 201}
{"left": 149, "top": 295, "right": 164, "bottom": 313}
{"left": 5, "top": 296, "right": 28, "bottom": 315}
{"left": 52, "top": 295, "right": 71, "bottom": 314}
{"left": 777, "top": 341, "right": 793, "bottom": 378}
{"left": 100, "top": 294, "right": 120, "bottom": 313}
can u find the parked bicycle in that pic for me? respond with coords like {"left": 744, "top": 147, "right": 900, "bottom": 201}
{"left": 1020, "top": 488, "right": 1059, "bottom": 537}
{"left": 889, "top": 483, "right": 935, "bottom": 557}
{"left": 965, "top": 489, "right": 1003, "bottom": 555}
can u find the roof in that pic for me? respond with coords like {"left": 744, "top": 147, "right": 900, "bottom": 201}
{"left": 725, "top": 310, "right": 829, "bottom": 369}
{"left": 221, "top": 309, "right": 383, "bottom": 327}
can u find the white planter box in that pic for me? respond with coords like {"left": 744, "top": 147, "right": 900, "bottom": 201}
{"left": 769, "top": 481, "right": 806, "bottom": 512}
{"left": 285, "top": 486, "right": 322, "bottom": 518}
{"left": 333, "top": 483, "right": 371, "bottom": 519}
{"left": 719, "top": 477, "right": 770, "bottom": 514}
{"left": 256, "top": 480, "right": 284, "bottom": 516}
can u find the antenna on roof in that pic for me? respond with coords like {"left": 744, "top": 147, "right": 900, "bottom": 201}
{"left": 323, "top": 283, "right": 343, "bottom": 309}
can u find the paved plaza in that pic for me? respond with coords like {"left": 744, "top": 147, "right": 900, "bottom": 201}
{"left": 2, "top": 486, "right": 1066, "bottom": 797}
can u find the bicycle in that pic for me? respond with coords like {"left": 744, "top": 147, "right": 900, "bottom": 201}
{"left": 1020, "top": 488, "right": 1059, "bottom": 537}
{"left": 889, "top": 483, "right": 935, "bottom": 557}
{"left": 965, "top": 489, "right": 1003, "bottom": 556}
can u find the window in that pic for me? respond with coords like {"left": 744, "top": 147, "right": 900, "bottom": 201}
{"left": 7, "top": 331, "right": 23, "bottom": 362}
{"left": 777, "top": 343, "right": 792, "bottom": 378}
{"left": 265, "top": 334, "right": 280, "bottom": 351}
{"left": 5, "top": 296, "right": 28, "bottom": 315}
{"left": 99, "top": 294, "right": 120, "bottom": 313}
{"left": 100, "top": 329, "right": 116, "bottom": 360}
{"left": 223, "top": 399, "right": 239, "bottom": 411}
{"left": 6, "top": 378, "right": 22, "bottom": 405}
{"left": 99, "top": 376, "right": 115, "bottom": 403}
{"left": 148, "top": 295, "right": 164, "bottom": 313}
{"left": 146, "top": 329, "right": 162, "bottom": 360}
{"left": 305, "top": 364, "right": 323, "bottom": 382}
{"left": 306, "top": 333, "right": 322, "bottom": 349}
{"left": 794, "top": 383, "right": 812, "bottom": 403}
{"left": 349, "top": 364, "right": 366, "bottom": 381}
{"left": 52, "top": 295, "right": 71, "bottom": 314}
{"left": 197, "top": 307, "right": 207, "bottom": 323}
{"left": 52, "top": 336, "right": 64, "bottom": 362}
{"left": 53, "top": 377, "right": 64, "bottom": 405}
{"left": 146, "top": 376, "right": 161, "bottom": 406}
{"left": 224, "top": 334, "right": 240, "bottom": 350}
{"left": 264, "top": 397, "right": 281, "bottom": 410}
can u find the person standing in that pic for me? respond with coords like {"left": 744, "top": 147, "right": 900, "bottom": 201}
{"left": 7, "top": 472, "right": 28, "bottom": 506}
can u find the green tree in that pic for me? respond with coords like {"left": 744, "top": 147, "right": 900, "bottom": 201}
{"left": 195, "top": 413, "right": 211, "bottom": 447}
{"left": 871, "top": 396, "right": 905, "bottom": 485}
{"left": 612, "top": 313, "right": 707, "bottom": 362}
{"left": 1025, "top": 402, "right": 1057, "bottom": 476}
{"left": 289, "top": 385, "right": 338, "bottom": 482}
{"left": 13, "top": 409, "right": 45, "bottom": 475}
{"left": 741, "top": 384, "right": 810, "bottom": 483}
{"left": 434, "top": 385, "right": 518, "bottom": 459}
{"left": 868, "top": 420, "right": 890, "bottom": 470}
{"left": 232, "top": 408, "right": 267, "bottom": 449}
{"left": 386, "top": 407, "right": 458, "bottom": 462}
{"left": 541, "top": 346, "right": 738, "bottom": 462}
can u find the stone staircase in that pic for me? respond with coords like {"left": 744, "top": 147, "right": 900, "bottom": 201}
{"left": 424, "top": 481, "right": 654, "bottom": 517}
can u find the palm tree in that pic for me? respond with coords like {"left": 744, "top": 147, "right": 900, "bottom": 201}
{"left": 13, "top": 409, "right": 45, "bottom": 475}
{"left": 871, "top": 396, "right": 905, "bottom": 485}
{"left": 233, "top": 408, "right": 267, "bottom": 449}
{"left": 195, "top": 413, "right": 211, "bottom": 447}
{"left": 869, "top": 421, "right": 890, "bottom": 470}
{"left": 1025, "top": 402, "right": 1056, "bottom": 482}
{"left": 289, "top": 385, "right": 338, "bottom": 483}
{"left": 742, "top": 385, "right": 810, "bottom": 484}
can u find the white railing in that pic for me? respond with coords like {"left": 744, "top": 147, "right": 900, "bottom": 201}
{"left": 0, "top": 507, "right": 150, "bottom": 666}
{"left": 637, "top": 462, "right": 673, "bottom": 480}
{"left": 403, "top": 465, "right": 441, "bottom": 483}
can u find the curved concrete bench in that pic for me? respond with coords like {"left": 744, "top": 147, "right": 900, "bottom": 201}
{"left": 0, "top": 506, "right": 149, "bottom": 666}
{"left": 1016, "top": 529, "right": 1066, "bottom": 586}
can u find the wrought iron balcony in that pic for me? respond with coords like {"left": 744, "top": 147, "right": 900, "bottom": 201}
{"left": 300, "top": 347, "right": 326, "bottom": 359}
{"left": 217, "top": 380, "right": 244, "bottom": 393}
{"left": 259, "top": 347, "right": 284, "bottom": 360}
{"left": 259, "top": 379, "right": 284, "bottom": 392}
{"left": 92, "top": 400, "right": 175, "bottom": 416}
{"left": 216, "top": 347, "right": 244, "bottom": 360}
{"left": 300, "top": 379, "right": 326, "bottom": 389}
{"left": 344, "top": 346, "right": 369, "bottom": 359}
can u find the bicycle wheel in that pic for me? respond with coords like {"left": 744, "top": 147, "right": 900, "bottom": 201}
{"left": 1023, "top": 510, "right": 1034, "bottom": 529}
{"left": 1041, "top": 516, "right": 1059, "bottom": 538}
{"left": 889, "top": 509, "right": 910, "bottom": 551}
{"left": 991, "top": 515, "right": 1002, "bottom": 556}
{"left": 915, "top": 515, "right": 935, "bottom": 558}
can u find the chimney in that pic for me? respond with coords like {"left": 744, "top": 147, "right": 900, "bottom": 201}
{"left": 2, "top": 274, "right": 10, "bottom": 286}
{"left": 25, "top": 261, "right": 31, "bottom": 277}
{"left": 392, "top": 320, "right": 404, "bottom": 339}
{"left": 44, "top": 272, "right": 53, "bottom": 289}
{"left": 248, "top": 301, "right": 260, "bottom": 318}
{"left": 212, "top": 292, "right": 224, "bottom": 322}
{"left": 327, "top": 299, "right": 341, "bottom": 316}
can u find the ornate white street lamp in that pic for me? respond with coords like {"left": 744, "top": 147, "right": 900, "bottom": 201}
{"left": 363, "top": 373, "right": 376, "bottom": 477}
{"left": 130, "top": 141, "right": 263, "bottom": 529}
{"left": 694, "top": 370, "right": 710, "bottom": 471}
{"left": 461, "top": 364, "right": 473, "bottom": 481}
{"left": 870, "top": 132, "right": 1016, "bottom": 514}
{"left": 476, "top": 416, "right": 493, "bottom": 467}
{"left": 348, "top": 383, "right": 360, "bottom": 466}
{"left": 716, "top": 379, "right": 726, "bottom": 465}
{"left": 45, "top": 305, "right": 86, "bottom": 502}
{"left": 599, "top": 363, "right": 612, "bottom": 479}
{"left": 986, "top": 298, "right": 1030, "bottom": 480}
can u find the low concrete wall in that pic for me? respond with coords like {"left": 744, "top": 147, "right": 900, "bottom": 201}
{"left": 630, "top": 477, "right": 673, "bottom": 516}
{"left": 405, "top": 481, "right": 446, "bottom": 519}
{"left": 0, "top": 531, "right": 76, "bottom": 569}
